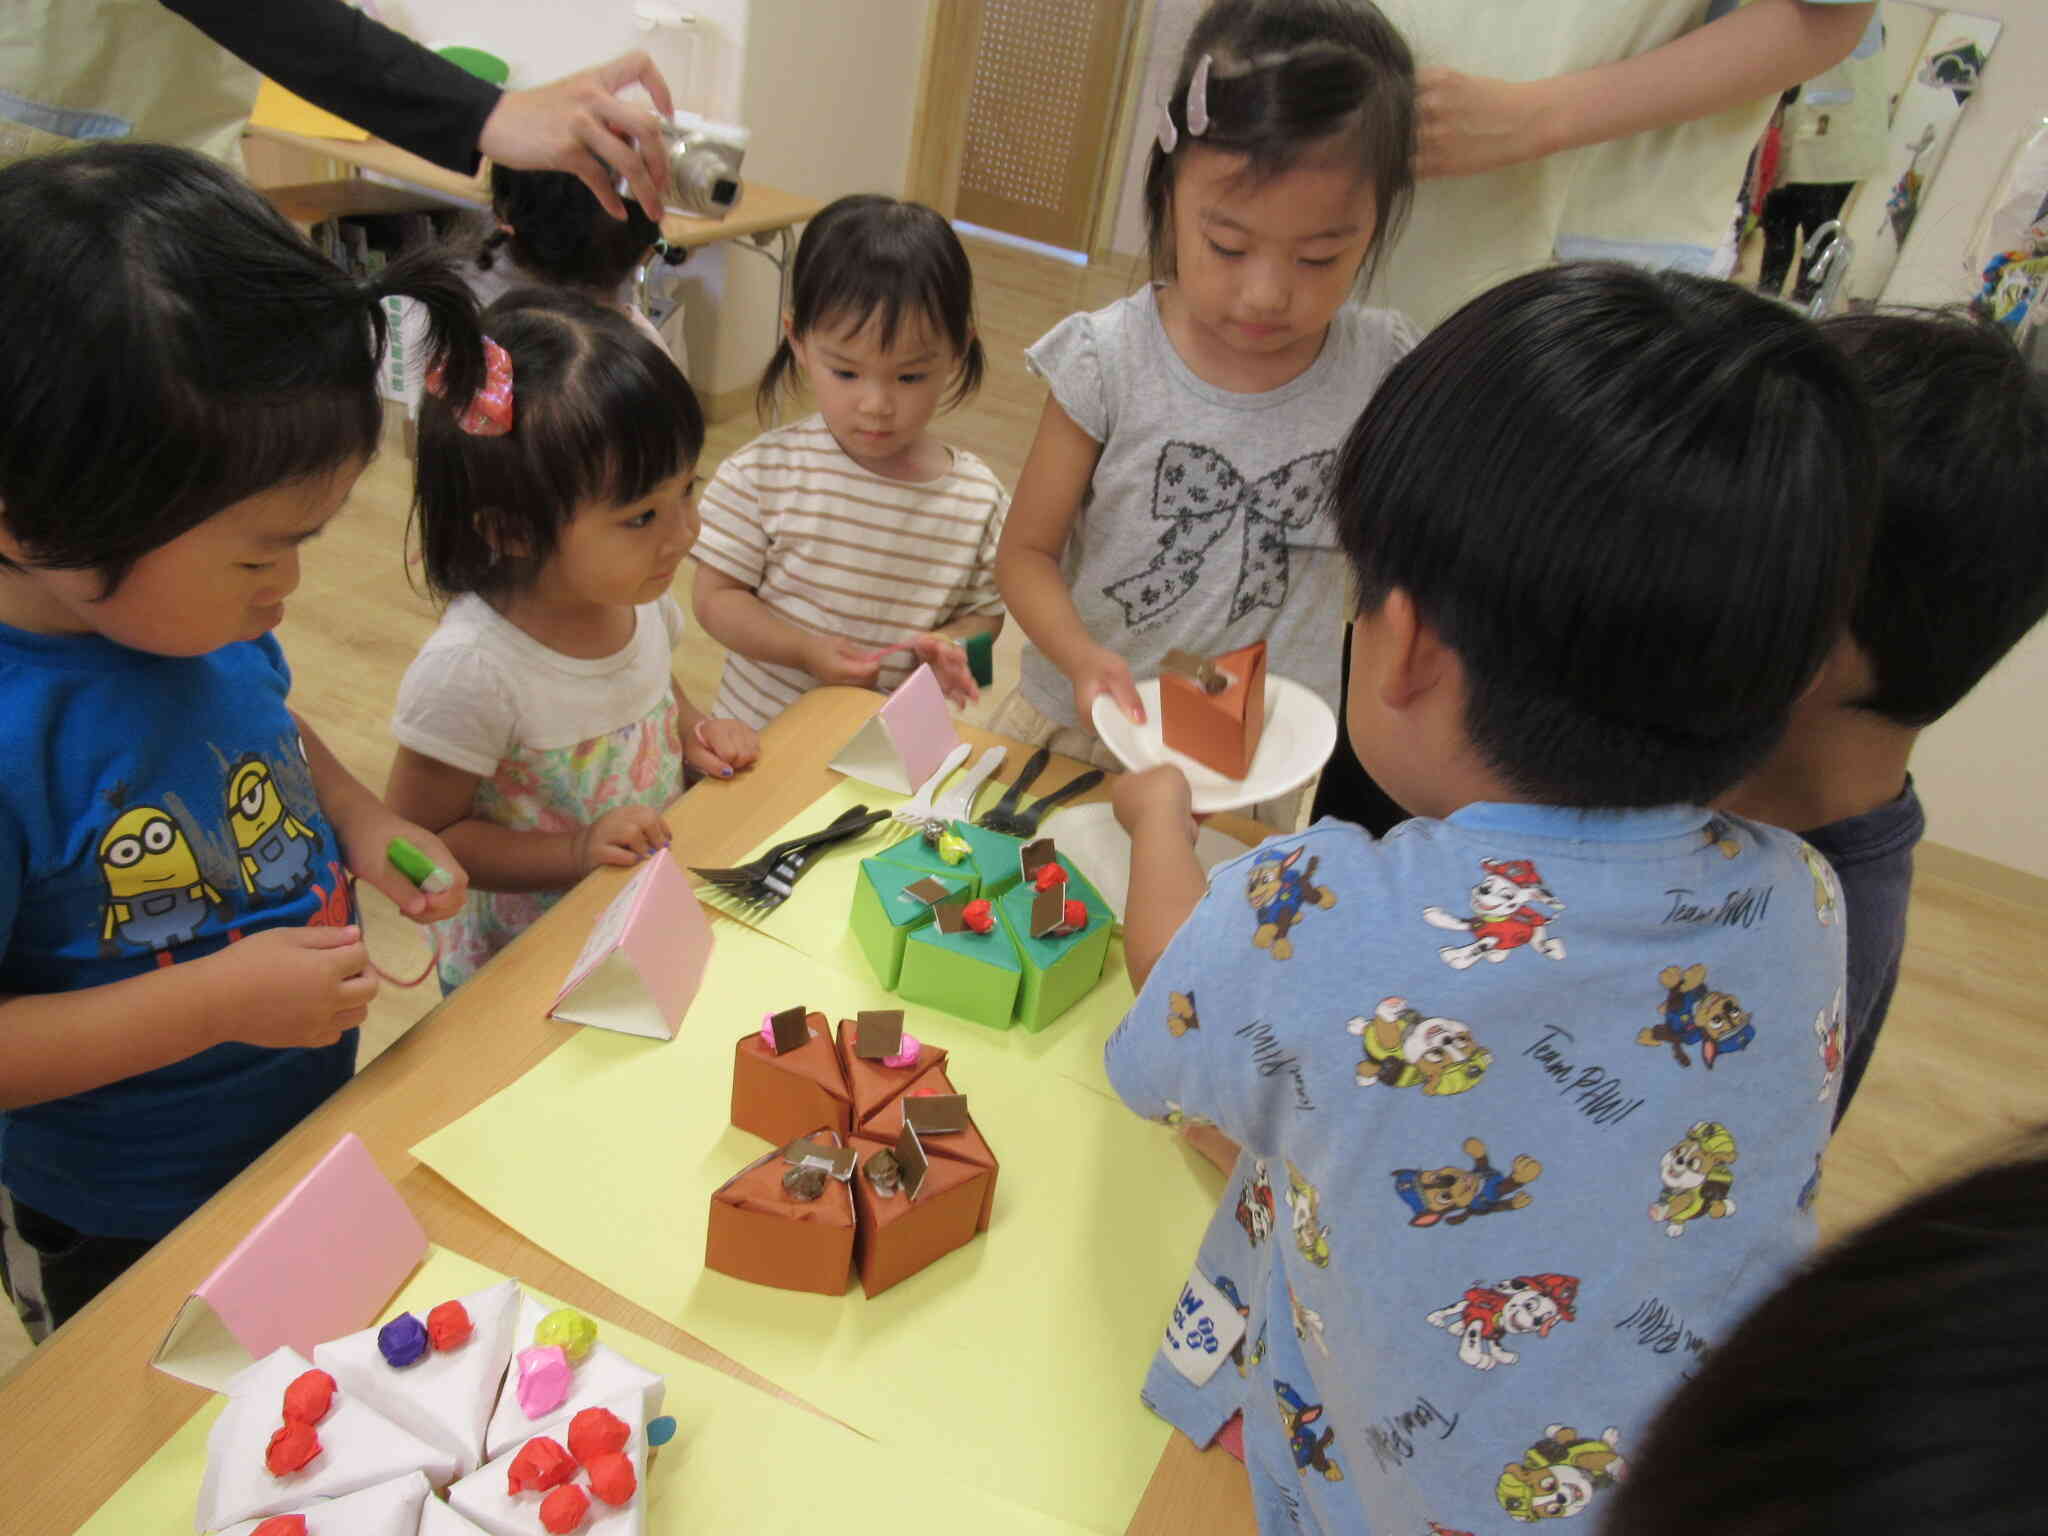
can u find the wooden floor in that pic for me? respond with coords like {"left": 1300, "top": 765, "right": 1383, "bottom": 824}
{"left": 4, "top": 237, "right": 2043, "bottom": 1374}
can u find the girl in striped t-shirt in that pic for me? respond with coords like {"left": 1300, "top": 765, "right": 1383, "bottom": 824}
{"left": 692, "top": 195, "right": 1008, "bottom": 730}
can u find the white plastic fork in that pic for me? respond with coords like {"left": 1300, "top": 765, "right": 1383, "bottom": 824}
{"left": 928, "top": 745, "right": 1007, "bottom": 828}
{"left": 889, "top": 741, "right": 971, "bottom": 836}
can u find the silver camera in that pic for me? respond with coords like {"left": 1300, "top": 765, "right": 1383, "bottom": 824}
{"left": 658, "top": 111, "right": 748, "bottom": 218}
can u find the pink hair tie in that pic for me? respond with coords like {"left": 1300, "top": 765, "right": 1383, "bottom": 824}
{"left": 425, "top": 336, "right": 515, "bottom": 437}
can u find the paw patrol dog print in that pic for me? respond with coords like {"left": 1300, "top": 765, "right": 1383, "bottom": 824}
{"left": 1246, "top": 846, "right": 1337, "bottom": 961}
{"left": 1814, "top": 988, "right": 1845, "bottom": 1100}
{"left": 1651, "top": 1121, "right": 1738, "bottom": 1236}
{"left": 1211, "top": 1275, "right": 1265, "bottom": 1376}
{"left": 1348, "top": 996, "right": 1491, "bottom": 1096}
{"left": 1423, "top": 859, "right": 1564, "bottom": 969}
{"left": 1237, "top": 1160, "right": 1277, "bottom": 1245}
{"left": 1494, "top": 1426, "right": 1625, "bottom": 1522}
{"left": 1167, "top": 990, "right": 1200, "bottom": 1037}
{"left": 1637, "top": 963, "right": 1755, "bottom": 1068}
{"left": 1394, "top": 1138, "right": 1542, "bottom": 1228}
{"left": 1799, "top": 843, "right": 1840, "bottom": 924}
{"left": 1274, "top": 1381, "right": 1345, "bottom": 1482}
{"left": 1425, "top": 1273, "right": 1579, "bottom": 1370}
{"left": 1284, "top": 1160, "right": 1332, "bottom": 1266}
{"left": 1288, "top": 1287, "right": 1329, "bottom": 1356}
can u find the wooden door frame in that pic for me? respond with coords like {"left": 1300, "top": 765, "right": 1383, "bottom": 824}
{"left": 905, "top": 0, "right": 1142, "bottom": 255}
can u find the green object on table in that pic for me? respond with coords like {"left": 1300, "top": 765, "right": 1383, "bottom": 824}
{"left": 996, "top": 861, "right": 1112, "bottom": 1034}
{"left": 960, "top": 629, "right": 996, "bottom": 688}
{"left": 387, "top": 836, "right": 454, "bottom": 895}
{"left": 896, "top": 915, "right": 1021, "bottom": 1030}
{"left": 436, "top": 45, "right": 511, "bottom": 86}
{"left": 849, "top": 857, "right": 969, "bottom": 990}
{"left": 953, "top": 820, "right": 1024, "bottom": 899}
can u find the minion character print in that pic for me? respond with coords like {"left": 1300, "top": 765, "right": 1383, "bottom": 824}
{"left": 98, "top": 801, "right": 225, "bottom": 961}
{"left": 226, "top": 754, "right": 319, "bottom": 900}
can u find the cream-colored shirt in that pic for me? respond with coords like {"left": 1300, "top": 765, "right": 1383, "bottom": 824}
{"left": 694, "top": 416, "right": 1009, "bottom": 730}
{"left": 1365, "top": 0, "right": 1872, "bottom": 328}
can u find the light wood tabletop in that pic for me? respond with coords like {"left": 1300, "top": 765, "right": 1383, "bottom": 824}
{"left": 241, "top": 123, "right": 823, "bottom": 249}
{"left": 0, "top": 687, "right": 1256, "bottom": 1536}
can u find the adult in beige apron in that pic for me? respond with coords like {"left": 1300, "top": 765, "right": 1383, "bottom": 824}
{"left": 1364, "top": 0, "right": 1878, "bottom": 329}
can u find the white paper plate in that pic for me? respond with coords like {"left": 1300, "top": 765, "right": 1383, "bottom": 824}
{"left": 1043, "top": 802, "right": 1253, "bottom": 924}
{"left": 1090, "top": 675, "right": 1337, "bottom": 814}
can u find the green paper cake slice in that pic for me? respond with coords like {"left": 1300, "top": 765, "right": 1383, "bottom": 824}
{"left": 850, "top": 857, "right": 973, "bottom": 989}
{"left": 996, "top": 861, "right": 1112, "bottom": 1034}
{"left": 896, "top": 908, "right": 1022, "bottom": 1030}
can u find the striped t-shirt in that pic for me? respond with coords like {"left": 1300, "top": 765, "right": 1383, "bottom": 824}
{"left": 694, "top": 415, "right": 1009, "bottom": 729}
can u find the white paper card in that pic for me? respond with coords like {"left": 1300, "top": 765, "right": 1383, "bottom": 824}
{"left": 1161, "top": 1268, "right": 1246, "bottom": 1390}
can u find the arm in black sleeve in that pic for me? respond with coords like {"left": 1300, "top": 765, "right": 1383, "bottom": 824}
{"left": 162, "top": 0, "right": 502, "bottom": 172}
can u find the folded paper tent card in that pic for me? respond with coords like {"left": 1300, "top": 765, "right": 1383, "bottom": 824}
{"left": 551, "top": 854, "right": 713, "bottom": 1040}
{"left": 154, "top": 1134, "right": 427, "bottom": 1392}
{"left": 827, "top": 663, "right": 961, "bottom": 795}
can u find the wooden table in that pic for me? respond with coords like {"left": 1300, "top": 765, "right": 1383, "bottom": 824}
{"left": 0, "top": 688, "right": 1256, "bottom": 1535}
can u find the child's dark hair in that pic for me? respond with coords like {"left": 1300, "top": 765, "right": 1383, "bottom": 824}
{"left": 1333, "top": 263, "right": 1875, "bottom": 808}
{"left": 1144, "top": 0, "right": 1415, "bottom": 287}
{"left": 413, "top": 288, "right": 704, "bottom": 601}
{"left": 1601, "top": 1130, "right": 2048, "bottom": 1536}
{"left": 0, "top": 143, "right": 484, "bottom": 596}
{"left": 478, "top": 166, "right": 661, "bottom": 296}
{"left": 1819, "top": 310, "right": 2048, "bottom": 727}
{"left": 756, "top": 194, "right": 984, "bottom": 420}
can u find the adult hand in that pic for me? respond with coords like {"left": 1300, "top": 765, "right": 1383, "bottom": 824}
{"left": 478, "top": 50, "right": 676, "bottom": 221}
{"left": 1414, "top": 68, "right": 1555, "bottom": 180}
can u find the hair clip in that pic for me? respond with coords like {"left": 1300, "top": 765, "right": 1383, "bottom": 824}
{"left": 425, "top": 335, "right": 515, "bottom": 437}
{"left": 1186, "top": 53, "right": 1213, "bottom": 138}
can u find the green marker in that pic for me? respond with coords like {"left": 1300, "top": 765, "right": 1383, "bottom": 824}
{"left": 388, "top": 836, "right": 455, "bottom": 895}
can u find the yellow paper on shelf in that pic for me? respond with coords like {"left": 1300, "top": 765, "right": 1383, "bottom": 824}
{"left": 75, "top": 1246, "right": 1091, "bottom": 1536}
{"left": 250, "top": 77, "right": 370, "bottom": 141}
{"left": 413, "top": 927, "right": 1217, "bottom": 1533}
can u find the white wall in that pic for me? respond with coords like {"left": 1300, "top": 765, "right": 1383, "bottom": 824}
{"left": 1875, "top": 1, "right": 2048, "bottom": 877}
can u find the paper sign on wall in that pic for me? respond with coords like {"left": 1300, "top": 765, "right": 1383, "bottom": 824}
{"left": 551, "top": 853, "right": 713, "bottom": 1040}
{"left": 828, "top": 664, "right": 961, "bottom": 795}
{"left": 152, "top": 1134, "right": 426, "bottom": 1391}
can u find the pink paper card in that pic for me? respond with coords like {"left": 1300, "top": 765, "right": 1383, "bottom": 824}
{"left": 151, "top": 1133, "right": 425, "bottom": 1391}
{"left": 828, "top": 663, "right": 961, "bottom": 794}
{"left": 551, "top": 852, "right": 713, "bottom": 1040}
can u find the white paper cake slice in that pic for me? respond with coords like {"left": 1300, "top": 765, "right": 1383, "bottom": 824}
{"left": 448, "top": 1390, "right": 647, "bottom": 1536}
{"left": 419, "top": 1494, "right": 494, "bottom": 1535}
{"left": 314, "top": 1279, "right": 519, "bottom": 1478}
{"left": 481, "top": 1296, "right": 664, "bottom": 1460}
{"left": 196, "top": 1348, "right": 459, "bottom": 1532}
{"left": 216, "top": 1469, "right": 433, "bottom": 1535}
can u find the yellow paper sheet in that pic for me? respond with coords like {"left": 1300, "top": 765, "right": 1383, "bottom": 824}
{"left": 413, "top": 928, "right": 1219, "bottom": 1533}
{"left": 75, "top": 1246, "right": 1091, "bottom": 1536}
{"left": 696, "top": 778, "right": 1139, "bottom": 1100}
{"left": 249, "top": 78, "right": 371, "bottom": 141}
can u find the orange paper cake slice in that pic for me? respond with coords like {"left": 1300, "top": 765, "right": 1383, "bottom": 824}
{"left": 704, "top": 1139, "right": 855, "bottom": 1296}
{"left": 1159, "top": 640, "right": 1267, "bottom": 780}
{"left": 848, "top": 1134, "right": 988, "bottom": 1298}
{"left": 731, "top": 1012, "right": 851, "bottom": 1146}
{"left": 858, "top": 1065, "right": 999, "bottom": 1232}
{"left": 834, "top": 1016, "right": 948, "bottom": 1128}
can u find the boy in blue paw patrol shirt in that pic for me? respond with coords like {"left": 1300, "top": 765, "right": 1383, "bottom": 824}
{"left": 1105, "top": 264, "right": 1874, "bottom": 1534}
